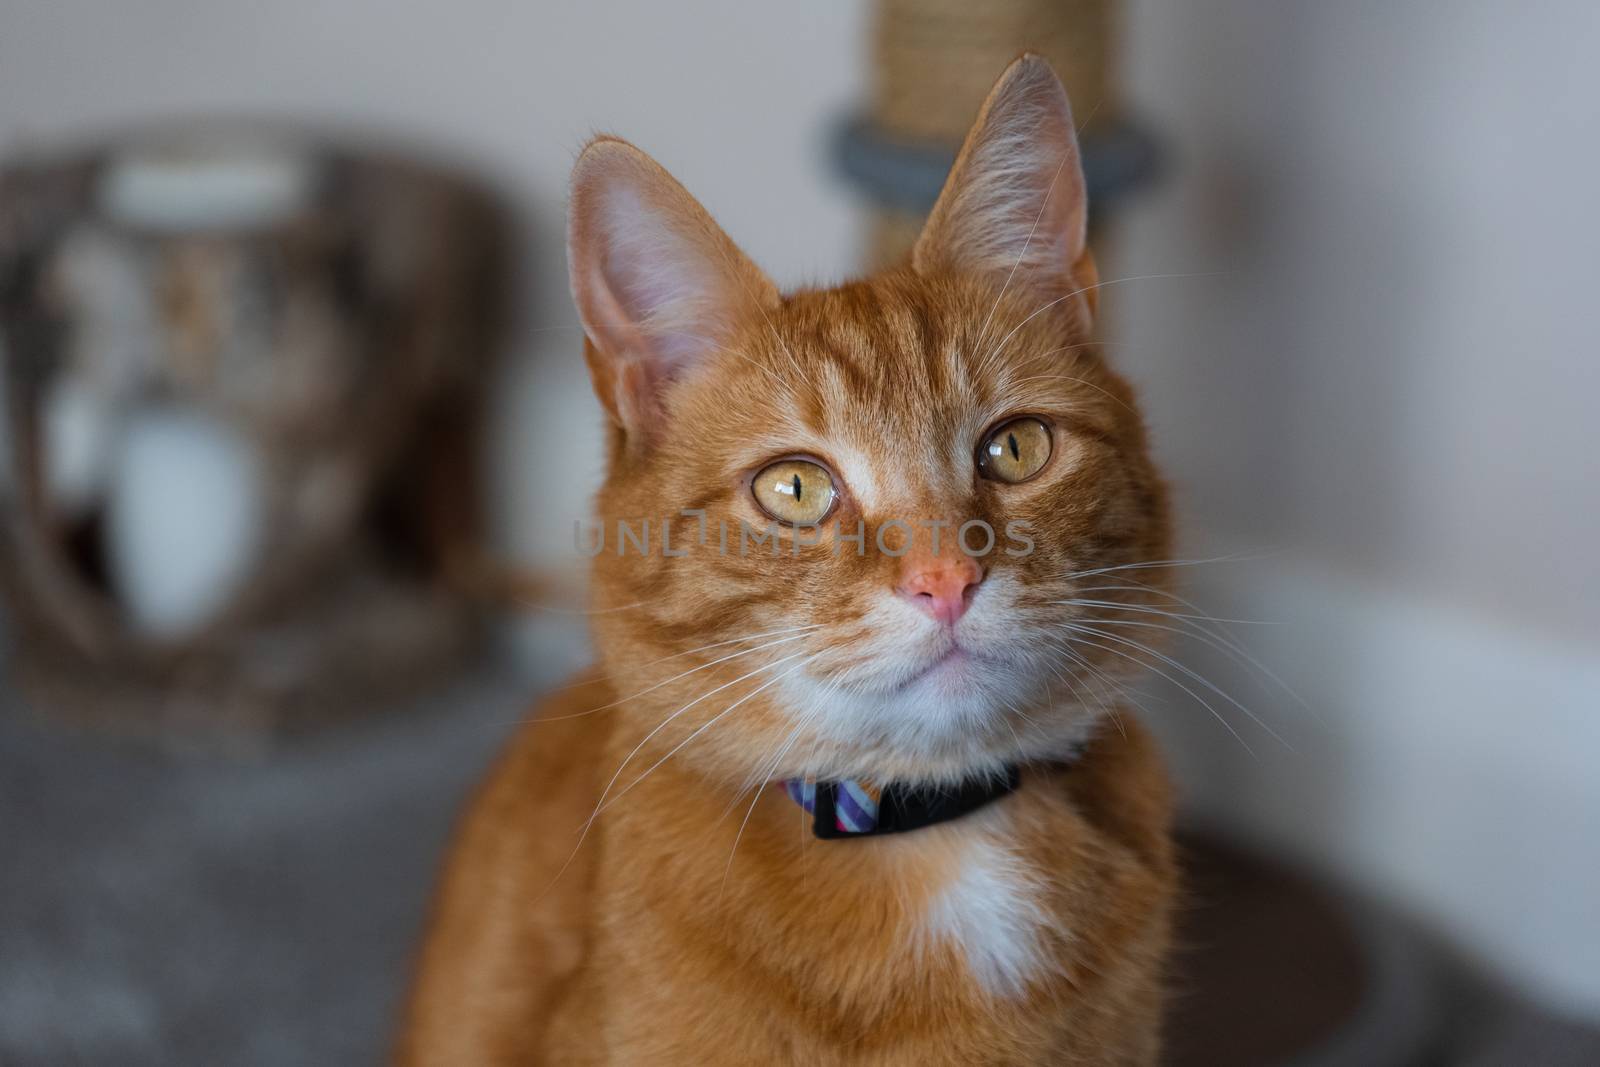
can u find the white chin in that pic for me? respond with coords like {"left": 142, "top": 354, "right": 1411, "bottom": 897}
{"left": 786, "top": 656, "right": 1044, "bottom": 762}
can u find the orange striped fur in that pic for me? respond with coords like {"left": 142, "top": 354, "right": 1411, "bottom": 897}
{"left": 399, "top": 56, "right": 1177, "bottom": 1065}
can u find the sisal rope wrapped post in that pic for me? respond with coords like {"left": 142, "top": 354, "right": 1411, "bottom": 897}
{"left": 857, "top": 0, "right": 1127, "bottom": 267}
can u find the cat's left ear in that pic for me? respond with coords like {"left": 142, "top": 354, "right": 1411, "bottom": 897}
{"left": 912, "top": 55, "right": 1099, "bottom": 324}
{"left": 568, "top": 136, "right": 779, "bottom": 441}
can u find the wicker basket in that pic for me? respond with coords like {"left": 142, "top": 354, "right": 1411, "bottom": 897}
{"left": 0, "top": 127, "right": 508, "bottom": 750}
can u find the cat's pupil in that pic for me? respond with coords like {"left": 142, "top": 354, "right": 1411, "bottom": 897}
{"left": 792, "top": 474, "right": 802, "bottom": 501}
{"left": 1008, "top": 433, "right": 1020, "bottom": 461}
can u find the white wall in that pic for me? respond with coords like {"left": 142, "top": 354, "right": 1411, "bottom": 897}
{"left": 1113, "top": 0, "right": 1600, "bottom": 1017}
{"left": 1113, "top": 0, "right": 1600, "bottom": 638}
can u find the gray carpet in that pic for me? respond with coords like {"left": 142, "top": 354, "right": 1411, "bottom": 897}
{"left": 0, "top": 645, "right": 569, "bottom": 1067}
{"left": 4, "top": 627, "right": 1597, "bottom": 1066}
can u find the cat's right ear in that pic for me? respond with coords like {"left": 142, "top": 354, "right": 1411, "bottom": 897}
{"left": 567, "top": 137, "right": 778, "bottom": 440}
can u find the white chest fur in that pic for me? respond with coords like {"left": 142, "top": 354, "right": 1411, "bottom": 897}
{"left": 921, "top": 835, "right": 1051, "bottom": 998}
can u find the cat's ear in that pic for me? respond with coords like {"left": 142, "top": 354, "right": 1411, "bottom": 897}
{"left": 568, "top": 137, "right": 778, "bottom": 438}
{"left": 912, "top": 55, "right": 1099, "bottom": 322}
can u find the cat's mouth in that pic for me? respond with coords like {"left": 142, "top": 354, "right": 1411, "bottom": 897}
{"left": 890, "top": 643, "right": 996, "bottom": 694}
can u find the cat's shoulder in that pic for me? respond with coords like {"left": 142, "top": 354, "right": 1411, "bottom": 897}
{"left": 427, "top": 666, "right": 616, "bottom": 899}
{"left": 1059, "top": 713, "right": 1174, "bottom": 870}
{"left": 505, "top": 667, "right": 615, "bottom": 755}
{"left": 481, "top": 668, "right": 616, "bottom": 820}
{"left": 397, "top": 668, "right": 616, "bottom": 1064}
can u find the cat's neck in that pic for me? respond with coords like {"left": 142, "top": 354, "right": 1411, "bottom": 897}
{"left": 597, "top": 741, "right": 1081, "bottom": 1004}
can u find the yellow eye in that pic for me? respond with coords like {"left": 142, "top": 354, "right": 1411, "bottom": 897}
{"left": 751, "top": 459, "right": 837, "bottom": 525}
{"left": 979, "top": 417, "right": 1052, "bottom": 483}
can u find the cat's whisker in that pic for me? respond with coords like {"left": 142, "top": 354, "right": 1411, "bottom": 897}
{"left": 523, "top": 629, "right": 817, "bottom": 723}
{"left": 1054, "top": 598, "right": 1272, "bottom": 627}
{"left": 507, "top": 594, "right": 651, "bottom": 616}
{"left": 1049, "top": 548, "right": 1274, "bottom": 583}
{"left": 721, "top": 719, "right": 810, "bottom": 899}
{"left": 970, "top": 151, "right": 1074, "bottom": 360}
{"left": 575, "top": 321, "right": 801, "bottom": 394}
{"left": 985, "top": 337, "right": 1139, "bottom": 388}
{"left": 715, "top": 737, "right": 786, "bottom": 826}
{"left": 967, "top": 94, "right": 1098, "bottom": 383}
{"left": 586, "top": 648, "right": 813, "bottom": 827}
{"left": 529, "top": 647, "right": 814, "bottom": 909}
{"left": 1000, "top": 711, "right": 1027, "bottom": 756}
{"left": 1043, "top": 652, "right": 1115, "bottom": 732}
{"left": 708, "top": 339, "right": 794, "bottom": 392}
{"left": 1054, "top": 629, "right": 1258, "bottom": 758}
{"left": 1002, "top": 366, "right": 1140, "bottom": 416}
{"left": 710, "top": 246, "right": 810, "bottom": 385}
{"left": 1039, "top": 659, "right": 1077, "bottom": 715}
{"left": 1047, "top": 632, "right": 1173, "bottom": 714}
{"left": 592, "top": 652, "right": 823, "bottom": 821}
{"left": 621, "top": 624, "right": 822, "bottom": 678}
{"left": 1069, "top": 582, "right": 1197, "bottom": 598}
{"left": 539, "top": 623, "right": 823, "bottom": 697}
{"left": 1068, "top": 609, "right": 1262, "bottom": 670}
{"left": 722, "top": 695, "right": 819, "bottom": 821}
{"left": 570, "top": 319, "right": 796, "bottom": 383}
{"left": 1067, "top": 576, "right": 1318, "bottom": 720}
{"left": 1067, "top": 581, "right": 1272, "bottom": 650}
{"left": 981, "top": 270, "right": 1231, "bottom": 367}
{"left": 1065, "top": 621, "right": 1288, "bottom": 750}
{"left": 1066, "top": 620, "right": 1276, "bottom": 737}
{"left": 1046, "top": 638, "right": 1142, "bottom": 737}
{"left": 1070, "top": 611, "right": 1317, "bottom": 723}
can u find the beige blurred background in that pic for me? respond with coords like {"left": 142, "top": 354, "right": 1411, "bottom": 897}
{"left": 2, "top": 0, "right": 1597, "bottom": 1051}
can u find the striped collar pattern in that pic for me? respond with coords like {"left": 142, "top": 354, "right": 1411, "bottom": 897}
{"left": 780, "top": 765, "right": 1032, "bottom": 840}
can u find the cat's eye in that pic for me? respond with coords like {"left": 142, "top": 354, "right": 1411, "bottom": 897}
{"left": 751, "top": 459, "right": 837, "bottom": 526}
{"left": 978, "top": 417, "right": 1053, "bottom": 484}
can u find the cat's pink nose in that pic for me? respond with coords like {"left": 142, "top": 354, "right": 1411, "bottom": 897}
{"left": 898, "top": 556, "right": 984, "bottom": 625}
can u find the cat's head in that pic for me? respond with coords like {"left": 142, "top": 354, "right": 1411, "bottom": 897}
{"left": 568, "top": 57, "right": 1170, "bottom": 786}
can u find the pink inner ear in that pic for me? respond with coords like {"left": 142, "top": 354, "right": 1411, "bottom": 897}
{"left": 590, "top": 183, "right": 731, "bottom": 379}
{"left": 567, "top": 136, "right": 778, "bottom": 435}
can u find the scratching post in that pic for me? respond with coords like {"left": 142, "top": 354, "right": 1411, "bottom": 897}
{"left": 839, "top": 0, "right": 1156, "bottom": 268}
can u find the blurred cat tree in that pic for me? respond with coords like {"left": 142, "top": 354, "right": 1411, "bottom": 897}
{"left": 839, "top": 0, "right": 1159, "bottom": 266}
{"left": 0, "top": 130, "right": 508, "bottom": 750}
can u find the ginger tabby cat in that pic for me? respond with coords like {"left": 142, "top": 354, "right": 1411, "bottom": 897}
{"left": 399, "top": 56, "right": 1177, "bottom": 1065}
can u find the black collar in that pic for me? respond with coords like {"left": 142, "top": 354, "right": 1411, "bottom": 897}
{"left": 813, "top": 767, "right": 1021, "bottom": 839}
{"left": 782, "top": 750, "right": 1079, "bottom": 840}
